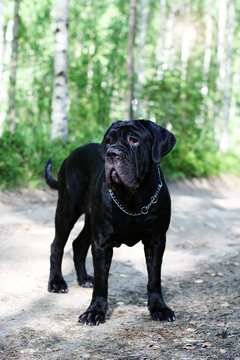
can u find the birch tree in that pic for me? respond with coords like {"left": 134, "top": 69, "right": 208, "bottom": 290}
{"left": 7, "top": 0, "right": 20, "bottom": 133}
{"left": 134, "top": 0, "right": 148, "bottom": 118}
{"left": 214, "top": 0, "right": 227, "bottom": 143}
{"left": 0, "top": 0, "right": 4, "bottom": 135}
{"left": 165, "top": 5, "right": 176, "bottom": 72}
{"left": 51, "top": 0, "right": 69, "bottom": 141}
{"left": 220, "top": 0, "right": 235, "bottom": 152}
{"left": 0, "top": 0, "right": 4, "bottom": 96}
{"left": 156, "top": 0, "right": 166, "bottom": 79}
{"left": 201, "top": 3, "right": 214, "bottom": 96}
{"left": 180, "top": 13, "right": 195, "bottom": 82}
{"left": 125, "top": 0, "right": 137, "bottom": 120}
{"left": 1, "top": 17, "right": 14, "bottom": 136}
{"left": 199, "top": 1, "right": 214, "bottom": 126}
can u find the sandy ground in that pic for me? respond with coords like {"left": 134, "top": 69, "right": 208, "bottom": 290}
{"left": 0, "top": 176, "right": 239, "bottom": 360}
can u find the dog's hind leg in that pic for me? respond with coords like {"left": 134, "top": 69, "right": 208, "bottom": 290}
{"left": 72, "top": 214, "right": 93, "bottom": 288}
{"left": 48, "top": 194, "right": 81, "bottom": 293}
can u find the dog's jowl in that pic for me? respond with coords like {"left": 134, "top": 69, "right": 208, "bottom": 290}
{"left": 45, "top": 119, "right": 176, "bottom": 325}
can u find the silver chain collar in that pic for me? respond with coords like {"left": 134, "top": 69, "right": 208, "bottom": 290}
{"left": 108, "top": 166, "right": 162, "bottom": 216}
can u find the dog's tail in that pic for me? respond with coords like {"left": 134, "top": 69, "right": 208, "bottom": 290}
{"left": 45, "top": 159, "right": 58, "bottom": 190}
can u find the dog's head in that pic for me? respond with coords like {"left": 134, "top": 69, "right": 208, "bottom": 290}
{"left": 99, "top": 120, "right": 176, "bottom": 193}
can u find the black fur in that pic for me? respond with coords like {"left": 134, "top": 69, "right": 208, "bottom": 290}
{"left": 45, "top": 119, "right": 176, "bottom": 325}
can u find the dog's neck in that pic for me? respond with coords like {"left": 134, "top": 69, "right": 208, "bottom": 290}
{"left": 112, "top": 165, "right": 160, "bottom": 214}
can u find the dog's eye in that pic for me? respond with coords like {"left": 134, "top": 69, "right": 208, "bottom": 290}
{"left": 106, "top": 138, "right": 112, "bottom": 145}
{"left": 129, "top": 137, "right": 139, "bottom": 145}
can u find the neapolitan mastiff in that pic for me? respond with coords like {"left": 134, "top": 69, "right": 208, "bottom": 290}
{"left": 45, "top": 119, "right": 176, "bottom": 325}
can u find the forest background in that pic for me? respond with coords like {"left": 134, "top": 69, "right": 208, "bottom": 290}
{"left": 0, "top": 0, "right": 239, "bottom": 188}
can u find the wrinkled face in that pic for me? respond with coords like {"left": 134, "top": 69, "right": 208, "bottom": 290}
{"left": 104, "top": 124, "right": 151, "bottom": 193}
{"left": 98, "top": 120, "right": 176, "bottom": 194}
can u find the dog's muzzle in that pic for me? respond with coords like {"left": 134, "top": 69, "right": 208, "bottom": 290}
{"left": 105, "top": 146, "right": 132, "bottom": 192}
{"left": 106, "top": 147, "right": 122, "bottom": 161}
{"left": 105, "top": 147, "right": 124, "bottom": 186}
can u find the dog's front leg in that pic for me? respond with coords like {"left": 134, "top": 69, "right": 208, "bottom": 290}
{"left": 78, "top": 238, "right": 113, "bottom": 326}
{"left": 144, "top": 234, "right": 175, "bottom": 322}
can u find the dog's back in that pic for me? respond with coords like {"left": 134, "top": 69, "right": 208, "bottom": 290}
{"left": 45, "top": 143, "right": 104, "bottom": 220}
{"left": 45, "top": 143, "right": 102, "bottom": 191}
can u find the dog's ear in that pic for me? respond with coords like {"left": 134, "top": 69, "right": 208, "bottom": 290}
{"left": 98, "top": 121, "right": 122, "bottom": 161}
{"left": 148, "top": 121, "right": 176, "bottom": 164}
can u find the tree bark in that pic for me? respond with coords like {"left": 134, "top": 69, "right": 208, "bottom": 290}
{"left": 134, "top": 0, "right": 148, "bottom": 118}
{"left": 167, "top": 6, "right": 177, "bottom": 71}
{"left": 198, "top": 1, "right": 214, "bottom": 127}
{"left": 156, "top": 0, "right": 166, "bottom": 79}
{"left": 180, "top": 11, "right": 192, "bottom": 83}
{"left": 220, "top": 0, "right": 235, "bottom": 152}
{"left": 7, "top": 0, "right": 20, "bottom": 133}
{"left": 0, "top": 0, "right": 4, "bottom": 135}
{"left": 125, "top": 0, "right": 137, "bottom": 120}
{"left": 51, "top": 0, "right": 69, "bottom": 142}
{"left": 214, "top": 0, "right": 227, "bottom": 143}
{"left": 201, "top": 4, "right": 213, "bottom": 96}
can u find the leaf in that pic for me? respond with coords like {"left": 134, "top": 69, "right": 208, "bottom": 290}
{"left": 120, "top": 274, "right": 127, "bottom": 278}
{"left": 186, "top": 328, "right": 195, "bottom": 332}
{"left": 202, "top": 342, "right": 212, "bottom": 348}
{"left": 51, "top": 347, "right": 60, "bottom": 352}
{"left": 183, "top": 344, "right": 197, "bottom": 350}
{"left": 189, "top": 320, "right": 197, "bottom": 325}
{"left": 211, "top": 272, "right": 223, "bottom": 277}
{"left": 219, "top": 349, "right": 227, "bottom": 354}
{"left": 194, "top": 279, "right": 204, "bottom": 284}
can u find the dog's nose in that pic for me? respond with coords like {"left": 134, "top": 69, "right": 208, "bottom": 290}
{"left": 106, "top": 147, "right": 121, "bottom": 159}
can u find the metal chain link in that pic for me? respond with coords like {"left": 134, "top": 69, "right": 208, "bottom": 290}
{"left": 108, "top": 166, "right": 162, "bottom": 216}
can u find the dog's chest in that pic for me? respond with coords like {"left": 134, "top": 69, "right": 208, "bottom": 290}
{"left": 110, "top": 223, "right": 147, "bottom": 248}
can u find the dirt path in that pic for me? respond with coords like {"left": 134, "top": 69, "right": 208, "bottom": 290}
{"left": 0, "top": 176, "right": 239, "bottom": 360}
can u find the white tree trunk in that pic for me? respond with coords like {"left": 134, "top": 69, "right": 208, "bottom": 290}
{"left": 51, "top": 0, "right": 69, "bottom": 141}
{"left": 0, "top": 18, "right": 14, "bottom": 136}
{"left": 220, "top": 0, "right": 235, "bottom": 152}
{"left": 165, "top": 5, "right": 176, "bottom": 71}
{"left": 0, "top": 0, "right": 4, "bottom": 135}
{"left": 134, "top": 0, "right": 148, "bottom": 118}
{"left": 198, "top": 2, "right": 214, "bottom": 127}
{"left": 125, "top": 0, "right": 137, "bottom": 120}
{"left": 201, "top": 5, "right": 213, "bottom": 96}
{"left": 214, "top": 0, "right": 227, "bottom": 143}
{"left": 7, "top": 0, "right": 20, "bottom": 133}
{"left": 180, "top": 14, "right": 194, "bottom": 83}
{"left": 230, "top": 46, "right": 240, "bottom": 144}
{"left": 156, "top": 0, "right": 166, "bottom": 79}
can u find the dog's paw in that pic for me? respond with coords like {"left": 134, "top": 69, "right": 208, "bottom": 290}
{"left": 48, "top": 279, "right": 68, "bottom": 293}
{"left": 150, "top": 307, "right": 176, "bottom": 322}
{"left": 78, "top": 311, "right": 105, "bottom": 326}
{"left": 78, "top": 275, "right": 94, "bottom": 288}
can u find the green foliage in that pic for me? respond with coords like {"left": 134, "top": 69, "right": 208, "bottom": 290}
{"left": 0, "top": 123, "right": 237, "bottom": 189}
{"left": 0, "top": 124, "right": 106, "bottom": 189}
{"left": 0, "top": 0, "right": 239, "bottom": 189}
{"left": 143, "top": 68, "right": 223, "bottom": 178}
{"left": 162, "top": 132, "right": 221, "bottom": 179}
{"left": 0, "top": 131, "right": 28, "bottom": 187}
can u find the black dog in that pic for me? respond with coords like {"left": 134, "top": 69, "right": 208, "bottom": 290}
{"left": 45, "top": 119, "right": 176, "bottom": 325}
